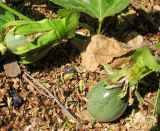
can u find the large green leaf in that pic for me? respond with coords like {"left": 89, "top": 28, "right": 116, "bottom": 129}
{"left": 5, "top": 10, "right": 79, "bottom": 55}
{"left": 0, "top": 7, "right": 15, "bottom": 42}
{"left": 50, "top": 0, "right": 130, "bottom": 22}
{"left": 0, "top": 8, "right": 15, "bottom": 28}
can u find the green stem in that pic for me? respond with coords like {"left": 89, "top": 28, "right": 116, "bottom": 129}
{"left": 0, "top": 2, "right": 33, "bottom": 21}
{"left": 150, "top": 79, "right": 160, "bottom": 127}
{"left": 97, "top": 20, "right": 102, "bottom": 34}
{"left": 153, "top": 80, "right": 160, "bottom": 117}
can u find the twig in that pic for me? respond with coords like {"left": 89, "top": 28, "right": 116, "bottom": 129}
{"left": 22, "top": 72, "right": 82, "bottom": 130}
{"left": 22, "top": 74, "right": 48, "bottom": 97}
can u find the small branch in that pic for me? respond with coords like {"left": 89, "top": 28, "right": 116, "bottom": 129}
{"left": 22, "top": 74, "right": 48, "bottom": 97}
{"left": 22, "top": 72, "right": 82, "bottom": 130}
{"left": 153, "top": 80, "right": 160, "bottom": 116}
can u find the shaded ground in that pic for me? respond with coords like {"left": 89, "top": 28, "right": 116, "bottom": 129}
{"left": 0, "top": 0, "right": 160, "bottom": 130}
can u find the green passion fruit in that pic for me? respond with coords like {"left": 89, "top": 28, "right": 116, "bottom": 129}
{"left": 87, "top": 81, "right": 128, "bottom": 122}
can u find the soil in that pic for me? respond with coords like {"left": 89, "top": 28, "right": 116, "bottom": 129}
{"left": 0, "top": 0, "right": 160, "bottom": 130}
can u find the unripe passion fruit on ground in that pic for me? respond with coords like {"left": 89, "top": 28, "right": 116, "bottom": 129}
{"left": 87, "top": 80, "right": 128, "bottom": 122}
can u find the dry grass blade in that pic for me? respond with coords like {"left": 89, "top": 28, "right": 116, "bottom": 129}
{"left": 22, "top": 72, "right": 82, "bottom": 130}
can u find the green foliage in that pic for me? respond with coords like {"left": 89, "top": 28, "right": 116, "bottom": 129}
{"left": 131, "top": 46, "right": 160, "bottom": 72}
{"left": 0, "top": 8, "right": 15, "bottom": 28}
{"left": 5, "top": 18, "right": 66, "bottom": 55}
{"left": 2, "top": 8, "right": 79, "bottom": 63}
{"left": 50, "top": 0, "right": 130, "bottom": 21}
{"left": 0, "top": 6, "right": 15, "bottom": 59}
{"left": 104, "top": 46, "right": 160, "bottom": 88}
{"left": 50, "top": 0, "right": 130, "bottom": 33}
{"left": 0, "top": 7, "right": 15, "bottom": 42}
{"left": 126, "top": 46, "right": 160, "bottom": 86}
{"left": 57, "top": 9, "right": 80, "bottom": 36}
{"left": 19, "top": 44, "right": 57, "bottom": 64}
{"left": 0, "top": 2, "right": 32, "bottom": 21}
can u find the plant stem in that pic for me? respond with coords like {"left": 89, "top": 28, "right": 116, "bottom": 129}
{"left": 97, "top": 20, "right": 102, "bottom": 34}
{"left": 0, "top": 2, "right": 33, "bottom": 21}
{"left": 150, "top": 79, "right": 160, "bottom": 127}
{"left": 153, "top": 80, "right": 160, "bottom": 117}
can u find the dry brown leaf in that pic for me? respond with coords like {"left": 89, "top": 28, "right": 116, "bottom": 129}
{"left": 0, "top": 89, "right": 6, "bottom": 102}
{"left": 80, "top": 109, "right": 93, "bottom": 121}
{"left": 125, "top": 31, "right": 144, "bottom": 50}
{"left": 71, "top": 33, "right": 144, "bottom": 71}
{"left": 134, "top": 112, "right": 146, "bottom": 125}
{"left": 110, "top": 57, "right": 131, "bottom": 69}
{"left": 110, "top": 32, "right": 144, "bottom": 69}
{"left": 80, "top": 35, "right": 131, "bottom": 71}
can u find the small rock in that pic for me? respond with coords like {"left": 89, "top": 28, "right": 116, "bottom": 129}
{"left": 9, "top": 89, "right": 23, "bottom": 108}
{"left": 63, "top": 66, "right": 77, "bottom": 74}
{"left": 3, "top": 56, "right": 21, "bottom": 77}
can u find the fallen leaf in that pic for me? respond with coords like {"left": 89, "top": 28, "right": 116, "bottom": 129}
{"left": 80, "top": 35, "right": 131, "bottom": 71}
{"left": 0, "top": 89, "right": 6, "bottom": 102}
{"left": 72, "top": 33, "right": 144, "bottom": 71}
{"left": 134, "top": 112, "right": 145, "bottom": 125}
{"left": 80, "top": 109, "right": 93, "bottom": 121}
{"left": 125, "top": 31, "right": 144, "bottom": 50}
{"left": 110, "top": 57, "right": 131, "bottom": 69}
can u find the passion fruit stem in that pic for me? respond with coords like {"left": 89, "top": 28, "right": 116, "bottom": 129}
{"left": 0, "top": 2, "right": 33, "bottom": 21}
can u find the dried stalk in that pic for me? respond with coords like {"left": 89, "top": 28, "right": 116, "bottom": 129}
{"left": 22, "top": 72, "right": 82, "bottom": 130}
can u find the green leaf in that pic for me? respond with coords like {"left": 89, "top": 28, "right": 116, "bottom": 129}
{"left": 13, "top": 19, "right": 62, "bottom": 35}
{"left": 19, "top": 44, "right": 56, "bottom": 64}
{"left": 126, "top": 46, "right": 159, "bottom": 86}
{"left": 58, "top": 9, "right": 80, "bottom": 36}
{"left": 8, "top": 9, "right": 79, "bottom": 36}
{"left": 50, "top": 0, "right": 130, "bottom": 22}
{"left": 104, "top": 46, "right": 160, "bottom": 89}
{"left": 0, "top": 33, "right": 3, "bottom": 43}
{"left": 131, "top": 46, "right": 160, "bottom": 72}
{"left": 0, "top": 7, "right": 15, "bottom": 42}
{"left": 79, "top": 80, "right": 85, "bottom": 92}
{"left": 5, "top": 22, "right": 65, "bottom": 55}
{"left": 0, "top": 8, "right": 15, "bottom": 28}
{"left": 5, "top": 9, "right": 79, "bottom": 64}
